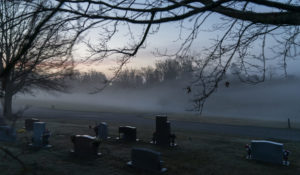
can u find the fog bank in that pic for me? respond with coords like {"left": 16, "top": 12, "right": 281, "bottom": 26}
{"left": 14, "top": 77, "right": 300, "bottom": 122}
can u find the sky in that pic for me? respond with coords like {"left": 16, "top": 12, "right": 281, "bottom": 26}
{"left": 73, "top": 10, "right": 300, "bottom": 78}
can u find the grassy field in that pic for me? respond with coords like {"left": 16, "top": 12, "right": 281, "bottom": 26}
{"left": 0, "top": 117, "right": 300, "bottom": 175}
{"left": 15, "top": 98, "right": 300, "bottom": 129}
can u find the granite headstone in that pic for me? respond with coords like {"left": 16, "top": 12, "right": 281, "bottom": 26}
{"left": 127, "top": 147, "right": 167, "bottom": 173}
{"left": 31, "top": 122, "right": 51, "bottom": 147}
{"left": 97, "top": 122, "right": 108, "bottom": 140}
{"left": 70, "top": 135, "right": 101, "bottom": 157}
{"left": 25, "top": 118, "right": 40, "bottom": 131}
{"left": 119, "top": 126, "right": 137, "bottom": 142}
{"left": 251, "top": 140, "right": 284, "bottom": 164}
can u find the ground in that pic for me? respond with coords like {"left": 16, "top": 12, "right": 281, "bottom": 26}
{"left": 0, "top": 116, "right": 300, "bottom": 175}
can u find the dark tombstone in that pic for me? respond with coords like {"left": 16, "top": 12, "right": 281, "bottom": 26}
{"left": 25, "top": 118, "right": 40, "bottom": 131}
{"left": 127, "top": 147, "right": 167, "bottom": 173}
{"left": 225, "top": 81, "right": 230, "bottom": 88}
{"left": 118, "top": 126, "right": 137, "bottom": 142}
{"left": 30, "top": 122, "right": 51, "bottom": 148}
{"left": 70, "top": 135, "right": 101, "bottom": 158}
{"left": 153, "top": 115, "right": 176, "bottom": 146}
{"left": 0, "top": 126, "right": 16, "bottom": 142}
{"left": 94, "top": 122, "right": 108, "bottom": 140}
{"left": 0, "top": 117, "right": 5, "bottom": 126}
{"left": 249, "top": 140, "right": 290, "bottom": 165}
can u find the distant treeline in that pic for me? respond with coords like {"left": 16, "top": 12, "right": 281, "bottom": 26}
{"left": 67, "top": 57, "right": 194, "bottom": 91}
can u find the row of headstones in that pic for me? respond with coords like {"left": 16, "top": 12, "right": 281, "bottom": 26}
{"left": 24, "top": 116, "right": 171, "bottom": 173}
{"left": 0, "top": 115, "right": 176, "bottom": 146}
{"left": 1, "top": 117, "right": 292, "bottom": 170}
{"left": 0, "top": 120, "right": 166, "bottom": 173}
{"left": 22, "top": 116, "right": 175, "bottom": 148}
{"left": 94, "top": 115, "right": 176, "bottom": 146}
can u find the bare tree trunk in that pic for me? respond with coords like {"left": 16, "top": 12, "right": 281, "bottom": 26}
{"left": 3, "top": 91, "right": 12, "bottom": 117}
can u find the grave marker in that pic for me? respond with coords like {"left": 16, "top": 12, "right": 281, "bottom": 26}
{"left": 153, "top": 115, "right": 176, "bottom": 146}
{"left": 25, "top": 118, "right": 39, "bottom": 131}
{"left": 31, "top": 122, "right": 51, "bottom": 147}
{"left": 248, "top": 140, "right": 290, "bottom": 165}
{"left": 95, "top": 122, "right": 108, "bottom": 140}
{"left": 118, "top": 126, "right": 137, "bottom": 142}
{"left": 70, "top": 135, "right": 101, "bottom": 157}
{"left": 127, "top": 147, "right": 167, "bottom": 173}
{"left": 0, "top": 126, "right": 16, "bottom": 142}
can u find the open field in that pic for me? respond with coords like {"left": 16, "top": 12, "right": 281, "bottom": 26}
{"left": 0, "top": 117, "right": 300, "bottom": 175}
{"left": 14, "top": 98, "right": 300, "bottom": 129}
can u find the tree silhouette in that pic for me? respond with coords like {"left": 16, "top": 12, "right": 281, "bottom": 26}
{"left": 0, "top": 1, "right": 78, "bottom": 121}
{"left": 2, "top": 0, "right": 300, "bottom": 112}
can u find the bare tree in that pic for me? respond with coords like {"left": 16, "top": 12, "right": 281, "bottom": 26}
{"left": 2, "top": 1, "right": 300, "bottom": 112}
{"left": 53, "top": 0, "right": 299, "bottom": 112}
{"left": 0, "top": 1, "right": 79, "bottom": 121}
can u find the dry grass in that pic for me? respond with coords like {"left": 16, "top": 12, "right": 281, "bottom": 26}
{"left": 0, "top": 118, "right": 300, "bottom": 175}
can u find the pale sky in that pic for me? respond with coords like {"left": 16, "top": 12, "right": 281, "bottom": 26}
{"left": 73, "top": 13, "right": 300, "bottom": 78}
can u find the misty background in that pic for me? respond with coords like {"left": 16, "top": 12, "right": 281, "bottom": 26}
{"left": 8, "top": 57, "right": 300, "bottom": 123}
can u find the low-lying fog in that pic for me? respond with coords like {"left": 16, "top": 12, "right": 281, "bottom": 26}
{"left": 14, "top": 76, "right": 300, "bottom": 122}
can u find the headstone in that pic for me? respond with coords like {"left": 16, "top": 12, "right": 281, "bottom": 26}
{"left": 95, "top": 122, "right": 108, "bottom": 140}
{"left": 118, "top": 126, "right": 137, "bottom": 142}
{"left": 0, "top": 126, "right": 16, "bottom": 142}
{"left": 250, "top": 140, "right": 286, "bottom": 165}
{"left": 70, "top": 135, "right": 101, "bottom": 157}
{"left": 153, "top": 115, "right": 176, "bottom": 146}
{"left": 127, "top": 148, "right": 167, "bottom": 173}
{"left": 25, "top": 118, "right": 40, "bottom": 131}
{"left": 0, "top": 117, "right": 6, "bottom": 126}
{"left": 31, "top": 122, "right": 51, "bottom": 147}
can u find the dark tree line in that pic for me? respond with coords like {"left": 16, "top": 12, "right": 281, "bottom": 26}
{"left": 66, "top": 57, "right": 194, "bottom": 91}
{"left": 66, "top": 70, "right": 107, "bottom": 92}
{"left": 113, "top": 57, "right": 194, "bottom": 89}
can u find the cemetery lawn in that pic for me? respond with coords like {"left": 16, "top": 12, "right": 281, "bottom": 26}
{"left": 1, "top": 117, "right": 300, "bottom": 175}
{"left": 16, "top": 98, "right": 300, "bottom": 129}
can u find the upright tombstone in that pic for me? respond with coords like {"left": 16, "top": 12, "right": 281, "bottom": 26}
{"left": 95, "top": 122, "right": 108, "bottom": 140}
{"left": 0, "top": 126, "right": 16, "bottom": 142}
{"left": 127, "top": 147, "right": 167, "bottom": 173}
{"left": 153, "top": 115, "right": 175, "bottom": 146}
{"left": 118, "top": 126, "right": 137, "bottom": 142}
{"left": 250, "top": 140, "right": 288, "bottom": 165}
{"left": 70, "top": 135, "right": 101, "bottom": 158}
{"left": 31, "top": 122, "right": 51, "bottom": 147}
{"left": 25, "top": 118, "right": 40, "bottom": 131}
{"left": 0, "top": 117, "right": 5, "bottom": 126}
